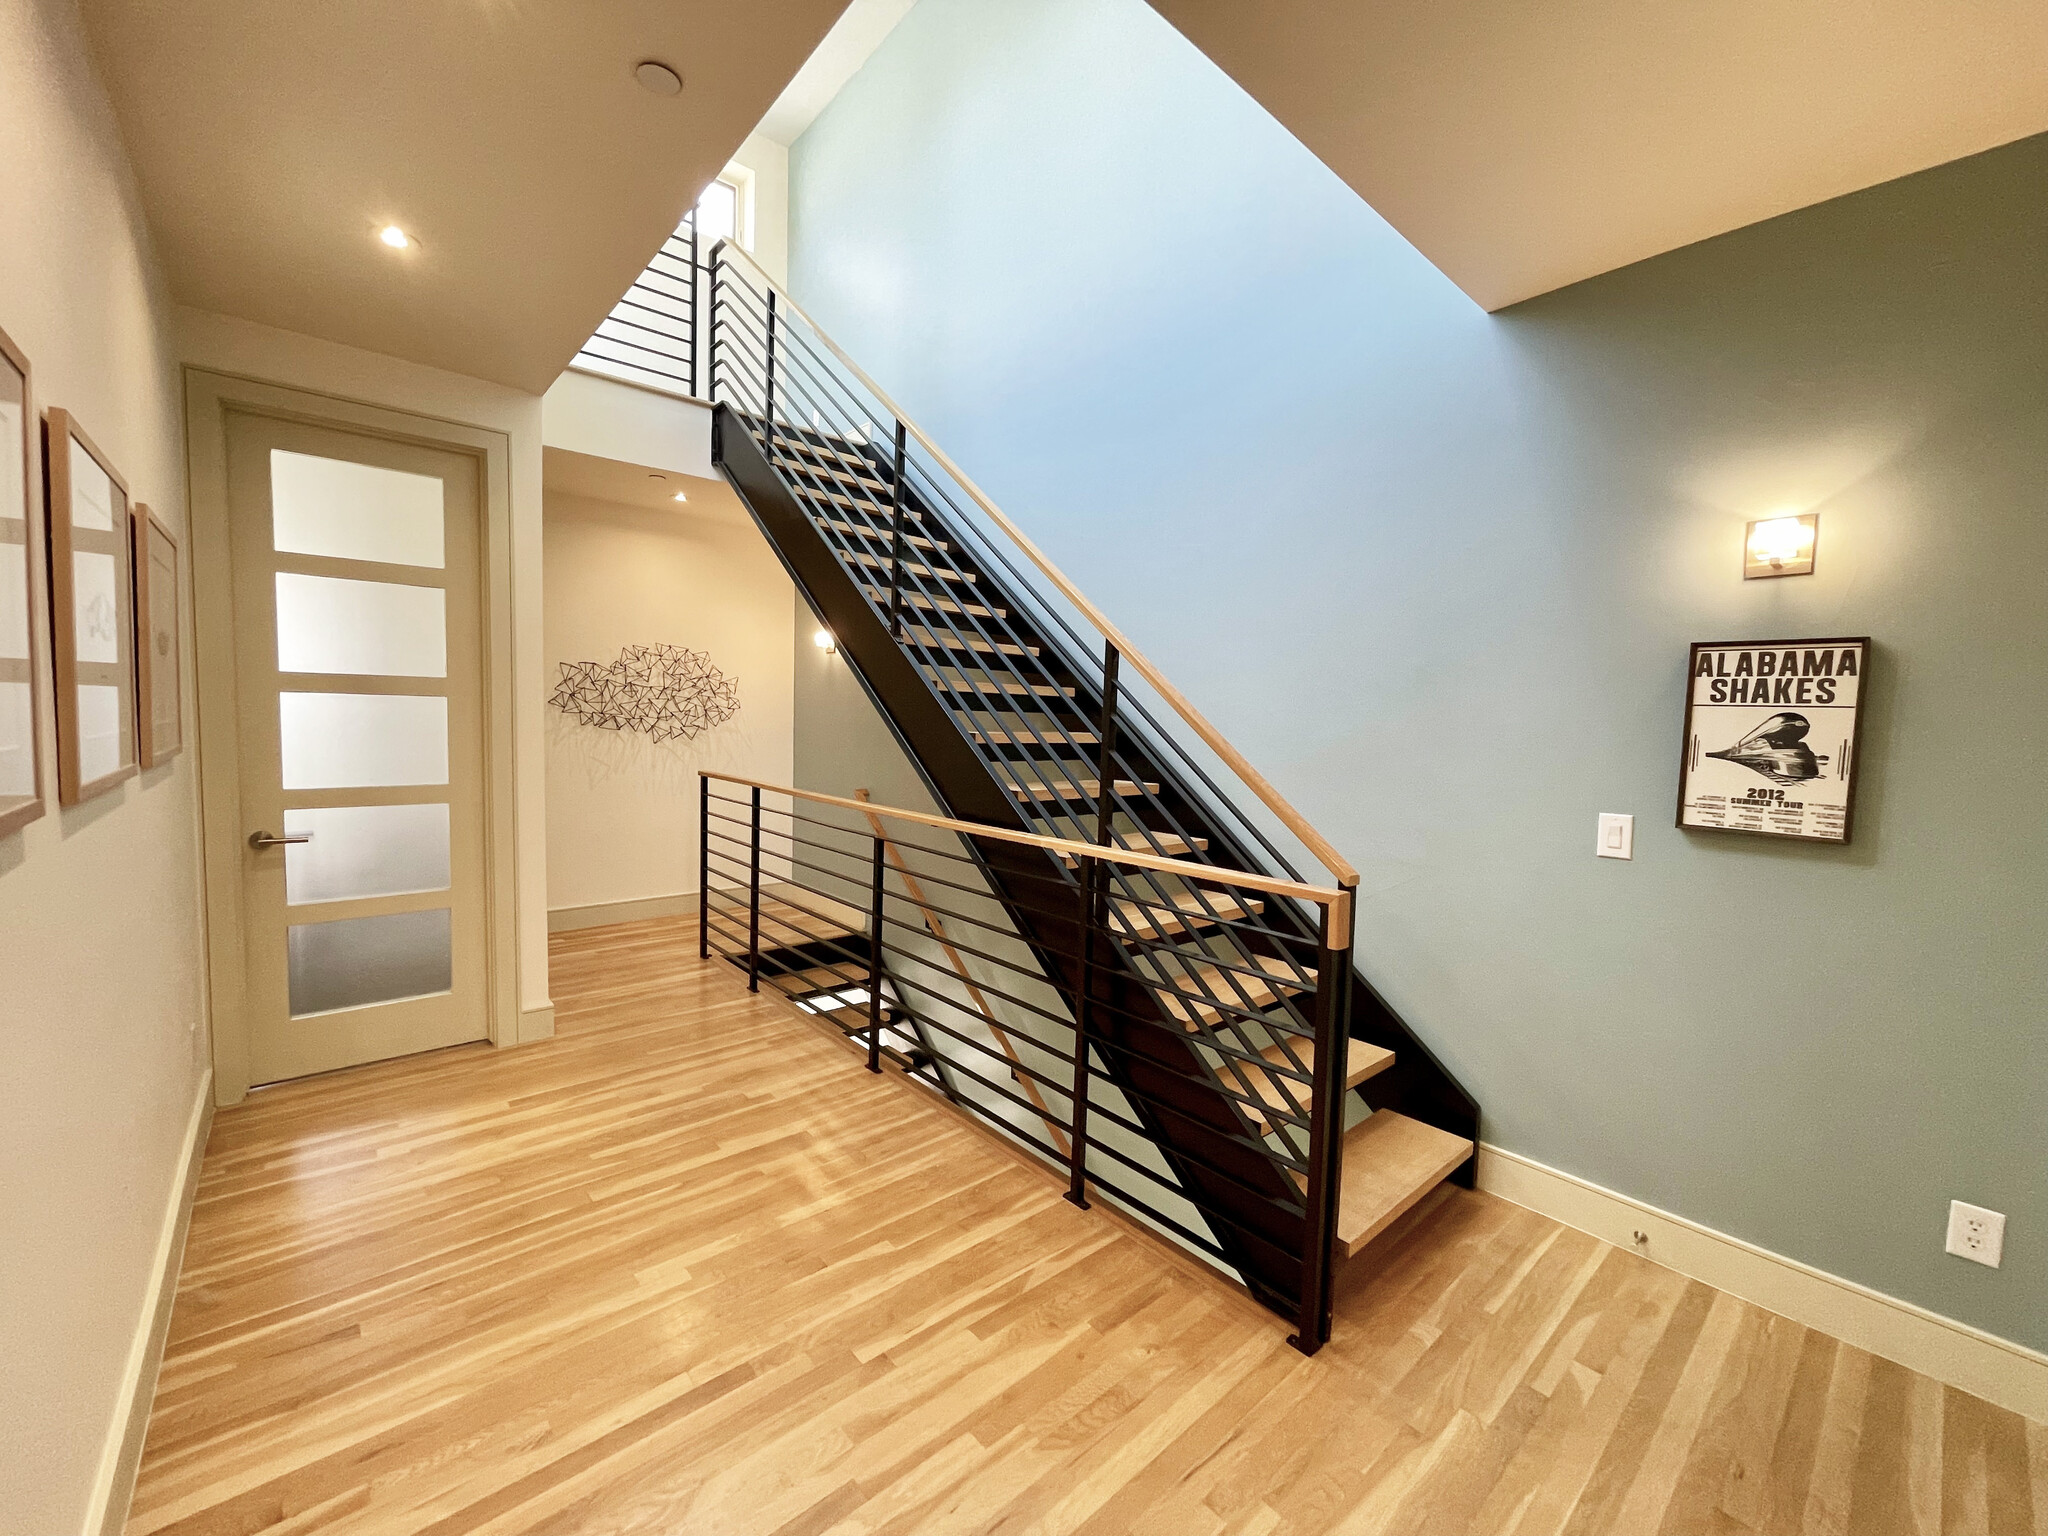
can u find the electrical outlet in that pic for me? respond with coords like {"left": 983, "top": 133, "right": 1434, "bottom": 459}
{"left": 1945, "top": 1200, "right": 2005, "bottom": 1268}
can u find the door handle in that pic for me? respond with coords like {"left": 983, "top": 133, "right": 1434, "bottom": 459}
{"left": 248, "top": 830, "right": 313, "bottom": 849}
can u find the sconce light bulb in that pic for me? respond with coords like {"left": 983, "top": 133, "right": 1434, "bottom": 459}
{"left": 813, "top": 629, "right": 836, "bottom": 655}
{"left": 1748, "top": 516, "right": 1812, "bottom": 567}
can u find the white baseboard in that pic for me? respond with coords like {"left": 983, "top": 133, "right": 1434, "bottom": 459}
{"left": 547, "top": 892, "right": 698, "bottom": 933}
{"left": 1477, "top": 1142, "right": 2048, "bottom": 1422}
{"left": 83, "top": 1069, "right": 213, "bottom": 1536}
{"left": 517, "top": 1004, "right": 557, "bottom": 1043}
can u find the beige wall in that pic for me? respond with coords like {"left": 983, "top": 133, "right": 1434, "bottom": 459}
{"left": 0, "top": 1, "right": 207, "bottom": 1532}
{"left": 175, "top": 308, "right": 554, "bottom": 1035}
{"left": 732, "top": 130, "right": 791, "bottom": 289}
{"left": 543, "top": 482, "right": 795, "bottom": 917}
{"left": 542, "top": 369, "right": 713, "bottom": 479}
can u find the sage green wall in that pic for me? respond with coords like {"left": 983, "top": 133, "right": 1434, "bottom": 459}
{"left": 787, "top": 0, "right": 2046, "bottom": 1350}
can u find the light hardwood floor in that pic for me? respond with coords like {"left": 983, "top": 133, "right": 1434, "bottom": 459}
{"left": 130, "top": 917, "right": 2047, "bottom": 1535}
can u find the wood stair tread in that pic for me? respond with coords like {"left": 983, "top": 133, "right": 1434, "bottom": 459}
{"left": 864, "top": 586, "right": 1003, "bottom": 619}
{"left": 906, "top": 625, "right": 1037, "bottom": 657}
{"left": 783, "top": 463, "right": 889, "bottom": 493}
{"left": 1238, "top": 1036, "right": 1395, "bottom": 1126}
{"left": 973, "top": 725, "right": 1097, "bottom": 747}
{"left": 925, "top": 667, "right": 1074, "bottom": 698}
{"left": 1157, "top": 955, "right": 1311, "bottom": 1029}
{"left": 1059, "top": 831, "right": 1207, "bottom": 865}
{"left": 1112, "top": 891, "right": 1261, "bottom": 940}
{"left": 1009, "top": 776, "right": 1157, "bottom": 802}
{"left": 850, "top": 550, "right": 977, "bottom": 582}
{"left": 770, "top": 446, "right": 889, "bottom": 483}
{"left": 1337, "top": 1112, "right": 1474, "bottom": 1258}
{"left": 820, "top": 520, "right": 949, "bottom": 552}
{"left": 789, "top": 484, "right": 887, "bottom": 512}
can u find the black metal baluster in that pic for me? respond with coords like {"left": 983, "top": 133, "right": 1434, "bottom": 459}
{"left": 747, "top": 785, "right": 762, "bottom": 994}
{"left": 1290, "top": 896, "right": 1352, "bottom": 1356}
{"left": 764, "top": 289, "right": 778, "bottom": 455}
{"left": 698, "top": 774, "right": 710, "bottom": 959}
{"left": 867, "top": 834, "right": 887, "bottom": 1074}
{"left": 688, "top": 216, "right": 701, "bottom": 399}
{"left": 1064, "top": 853, "right": 1098, "bottom": 1210}
{"left": 886, "top": 420, "right": 909, "bottom": 640}
{"left": 1092, "top": 642, "right": 1121, "bottom": 848}
{"left": 1065, "top": 643, "right": 1123, "bottom": 1209}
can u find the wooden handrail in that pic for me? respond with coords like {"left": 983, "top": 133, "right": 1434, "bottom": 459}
{"left": 711, "top": 242, "right": 1360, "bottom": 891}
{"left": 701, "top": 772, "right": 1350, "bottom": 943}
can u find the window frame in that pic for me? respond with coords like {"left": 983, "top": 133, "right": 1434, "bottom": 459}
{"left": 697, "top": 164, "right": 754, "bottom": 253}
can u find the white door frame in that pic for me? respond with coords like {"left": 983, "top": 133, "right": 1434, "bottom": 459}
{"left": 185, "top": 369, "right": 522, "bottom": 1103}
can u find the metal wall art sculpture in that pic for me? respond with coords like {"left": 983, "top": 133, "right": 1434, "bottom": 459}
{"left": 550, "top": 643, "right": 739, "bottom": 743}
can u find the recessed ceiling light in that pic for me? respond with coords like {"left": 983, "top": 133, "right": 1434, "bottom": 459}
{"left": 672, "top": 491, "right": 688, "bottom": 503}
{"left": 635, "top": 61, "right": 683, "bottom": 97}
{"left": 379, "top": 225, "right": 410, "bottom": 250}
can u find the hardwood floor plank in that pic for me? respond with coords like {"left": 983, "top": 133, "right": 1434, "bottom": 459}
{"left": 125, "top": 916, "right": 2046, "bottom": 1535}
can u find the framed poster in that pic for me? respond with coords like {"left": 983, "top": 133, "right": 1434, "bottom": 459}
{"left": 44, "top": 408, "right": 138, "bottom": 804}
{"left": 1677, "top": 636, "right": 1868, "bottom": 844}
{"left": 132, "top": 504, "right": 182, "bottom": 767}
{"left": 0, "top": 324, "right": 45, "bottom": 836}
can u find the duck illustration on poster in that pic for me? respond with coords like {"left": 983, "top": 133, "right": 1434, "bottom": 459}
{"left": 1677, "top": 639, "right": 1868, "bottom": 843}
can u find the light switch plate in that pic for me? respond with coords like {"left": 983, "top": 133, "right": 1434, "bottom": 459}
{"left": 1597, "top": 813, "right": 1634, "bottom": 860}
{"left": 1946, "top": 1201, "right": 2006, "bottom": 1268}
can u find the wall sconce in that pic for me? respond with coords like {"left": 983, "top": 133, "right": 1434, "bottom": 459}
{"left": 1744, "top": 514, "right": 1817, "bottom": 579}
{"left": 813, "top": 628, "right": 836, "bottom": 656}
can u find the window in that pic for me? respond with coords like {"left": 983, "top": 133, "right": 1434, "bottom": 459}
{"left": 693, "top": 168, "right": 751, "bottom": 250}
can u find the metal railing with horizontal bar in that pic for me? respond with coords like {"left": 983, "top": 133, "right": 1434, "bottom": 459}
{"left": 572, "top": 210, "right": 706, "bottom": 398}
{"left": 700, "top": 771, "right": 1355, "bottom": 1353}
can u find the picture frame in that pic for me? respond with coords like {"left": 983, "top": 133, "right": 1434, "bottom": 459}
{"left": 1676, "top": 636, "right": 1869, "bottom": 845}
{"left": 0, "top": 324, "right": 46, "bottom": 837}
{"left": 43, "top": 407, "right": 139, "bottom": 804}
{"left": 132, "top": 504, "right": 182, "bottom": 767}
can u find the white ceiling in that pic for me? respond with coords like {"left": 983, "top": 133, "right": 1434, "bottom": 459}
{"left": 79, "top": 0, "right": 848, "bottom": 392}
{"left": 1147, "top": 0, "right": 2048, "bottom": 309}
{"left": 756, "top": 0, "right": 919, "bottom": 146}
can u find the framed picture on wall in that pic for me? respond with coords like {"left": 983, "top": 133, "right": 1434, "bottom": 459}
{"left": 0, "top": 325, "right": 46, "bottom": 836}
{"left": 44, "top": 407, "right": 138, "bottom": 804}
{"left": 1676, "top": 636, "right": 1869, "bottom": 844}
{"left": 132, "top": 504, "right": 182, "bottom": 767}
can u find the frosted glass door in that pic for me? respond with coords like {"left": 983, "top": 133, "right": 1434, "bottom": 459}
{"left": 228, "top": 414, "right": 488, "bottom": 1083}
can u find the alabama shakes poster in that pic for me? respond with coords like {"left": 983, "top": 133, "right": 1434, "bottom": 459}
{"left": 1677, "top": 637, "right": 1868, "bottom": 843}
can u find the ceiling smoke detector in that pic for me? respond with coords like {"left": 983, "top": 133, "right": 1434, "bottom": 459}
{"left": 635, "top": 61, "right": 683, "bottom": 97}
